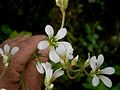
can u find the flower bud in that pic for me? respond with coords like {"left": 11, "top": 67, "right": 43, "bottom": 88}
{"left": 83, "top": 59, "right": 90, "bottom": 68}
{"left": 71, "top": 55, "right": 79, "bottom": 66}
{"left": 55, "top": 0, "right": 69, "bottom": 10}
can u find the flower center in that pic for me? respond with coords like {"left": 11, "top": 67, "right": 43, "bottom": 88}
{"left": 49, "top": 37, "right": 58, "bottom": 47}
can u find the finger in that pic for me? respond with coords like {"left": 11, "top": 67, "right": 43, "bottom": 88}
{"left": 0, "top": 35, "right": 30, "bottom": 74}
{"left": 22, "top": 59, "right": 43, "bottom": 90}
{"left": 23, "top": 48, "right": 49, "bottom": 90}
{"left": 1, "top": 35, "right": 30, "bottom": 48}
{"left": 38, "top": 48, "right": 49, "bottom": 62}
{"left": 7, "top": 35, "right": 46, "bottom": 81}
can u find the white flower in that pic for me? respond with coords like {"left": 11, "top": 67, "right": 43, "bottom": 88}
{"left": 50, "top": 43, "right": 74, "bottom": 68}
{"left": 44, "top": 67, "right": 64, "bottom": 89}
{"left": 38, "top": 25, "right": 70, "bottom": 63}
{"left": 90, "top": 54, "right": 115, "bottom": 88}
{"left": 0, "top": 44, "right": 19, "bottom": 67}
{"left": 38, "top": 25, "right": 67, "bottom": 50}
{"left": 36, "top": 62, "right": 64, "bottom": 89}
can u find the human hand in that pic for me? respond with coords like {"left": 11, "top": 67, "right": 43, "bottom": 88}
{"left": 0, "top": 35, "right": 48, "bottom": 90}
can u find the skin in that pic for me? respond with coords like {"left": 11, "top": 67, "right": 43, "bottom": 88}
{"left": 0, "top": 35, "right": 48, "bottom": 90}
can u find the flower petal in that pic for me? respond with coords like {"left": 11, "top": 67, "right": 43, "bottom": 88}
{"left": 90, "top": 56, "right": 97, "bottom": 70}
{"left": 46, "top": 68, "right": 53, "bottom": 80}
{"left": 55, "top": 28, "right": 67, "bottom": 40}
{"left": 52, "top": 68, "right": 64, "bottom": 81}
{"left": 66, "top": 46, "right": 74, "bottom": 59}
{"left": 0, "top": 48, "right": 4, "bottom": 56}
{"left": 92, "top": 75, "right": 99, "bottom": 87}
{"left": 45, "top": 25, "right": 54, "bottom": 38}
{"left": 38, "top": 41, "right": 49, "bottom": 50}
{"left": 49, "top": 49, "right": 60, "bottom": 63}
{"left": 58, "top": 41, "right": 74, "bottom": 56}
{"left": 99, "top": 75, "right": 112, "bottom": 88}
{"left": 36, "top": 62, "right": 44, "bottom": 74}
{"left": 56, "top": 43, "right": 65, "bottom": 56}
{"left": 4, "top": 44, "right": 10, "bottom": 55}
{"left": 97, "top": 54, "right": 104, "bottom": 69}
{"left": 10, "top": 47, "right": 19, "bottom": 55}
{"left": 42, "top": 62, "right": 52, "bottom": 70}
{"left": 101, "top": 67, "right": 115, "bottom": 75}
{"left": 59, "top": 41, "right": 72, "bottom": 48}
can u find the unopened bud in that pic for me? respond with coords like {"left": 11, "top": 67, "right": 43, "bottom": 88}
{"left": 83, "top": 59, "right": 90, "bottom": 68}
{"left": 71, "top": 55, "right": 79, "bottom": 66}
{"left": 55, "top": 0, "right": 69, "bottom": 10}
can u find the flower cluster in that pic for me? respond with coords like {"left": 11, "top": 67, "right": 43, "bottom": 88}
{"left": 36, "top": 25, "right": 115, "bottom": 90}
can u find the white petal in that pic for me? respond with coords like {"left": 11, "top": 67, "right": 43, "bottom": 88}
{"left": 0, "top": 48, "right": 4, "bottom": 56}
{"left": 52, "top": 68, "right": 64, "bottom": 81}
{"left": 99, "top": 75, "right": 112, "bottom": 88}
{"left": 41, "top": 63, "right": 47, "bottom": 72}
{"left": 46, "top": 68, "right": 53, "bottom": 80}
{"left": 97, "top": 54, "right": 104, "bottom": 68}
{"left": 101, "top": 67, "right": 115, "bottom": 75}
{"left": 56, "top": 43, "right": 65, "bottom": 56}
{"left": 4, "top": 44, "right": 10, "bottom": 55}
{"left": 45, "top": 62, "right": 52, "bottom": 69}
{"left": 45, "top": 25, "right": 54, "bottom": 38}
{"left": 92, "top": 75, "right": 99, "bottom": 87}
{"left": 90, "top": 56, "right": 97, "bottom": 70}
{"left": 59, "top": 41, "right": 72, "bottom": 48}
{"left": 66, "top": 47, "right": 74, "bottom": 59}
{"left": 38, "top": 41, "right": 49, "bottom": 50}
{"left": 41, "top": 62, "right": 52, "bottom": 73}
{"left": 58, "top": 42, "right": 74, "bottom": 59}
{"left": 10, "top": 47, "right": 19, "bottom": 55}
{"left": 36, "top": 62, "right": 44, "bottom": 74}
{"left": 49, "top": 49, "right": 60, "bottom": 63}
{"left": 55, "top": 28, "right": 67, "bottom": 40}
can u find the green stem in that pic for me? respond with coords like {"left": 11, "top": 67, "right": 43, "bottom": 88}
{"left": 83, "top": 69, "right": 90, "bottom": 76}
{"left": 61, "top": 11, "right": 65, "bottom": 28}
{"left": 66, "top": 69, "right": 78, "bottom": 79}
{"left": 18, "top": 71, "right": 27, "bottom": 90}
{"left": 45, "top": 87, "right": 53, "bottom": 90}
{"left": 0, "top": 67, "right": 7, "bottom": 78}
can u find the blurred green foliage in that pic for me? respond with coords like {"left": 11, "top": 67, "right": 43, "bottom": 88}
{"left": 0, "top": 25, "right": 32, "bottom": 42}
{"left": 0, "top": 0, "right": 120, "bottom": 90}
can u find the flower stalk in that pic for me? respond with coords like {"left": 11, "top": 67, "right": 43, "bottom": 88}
{"left": 61, "top": 10, "right": 65, "bottom": 28}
